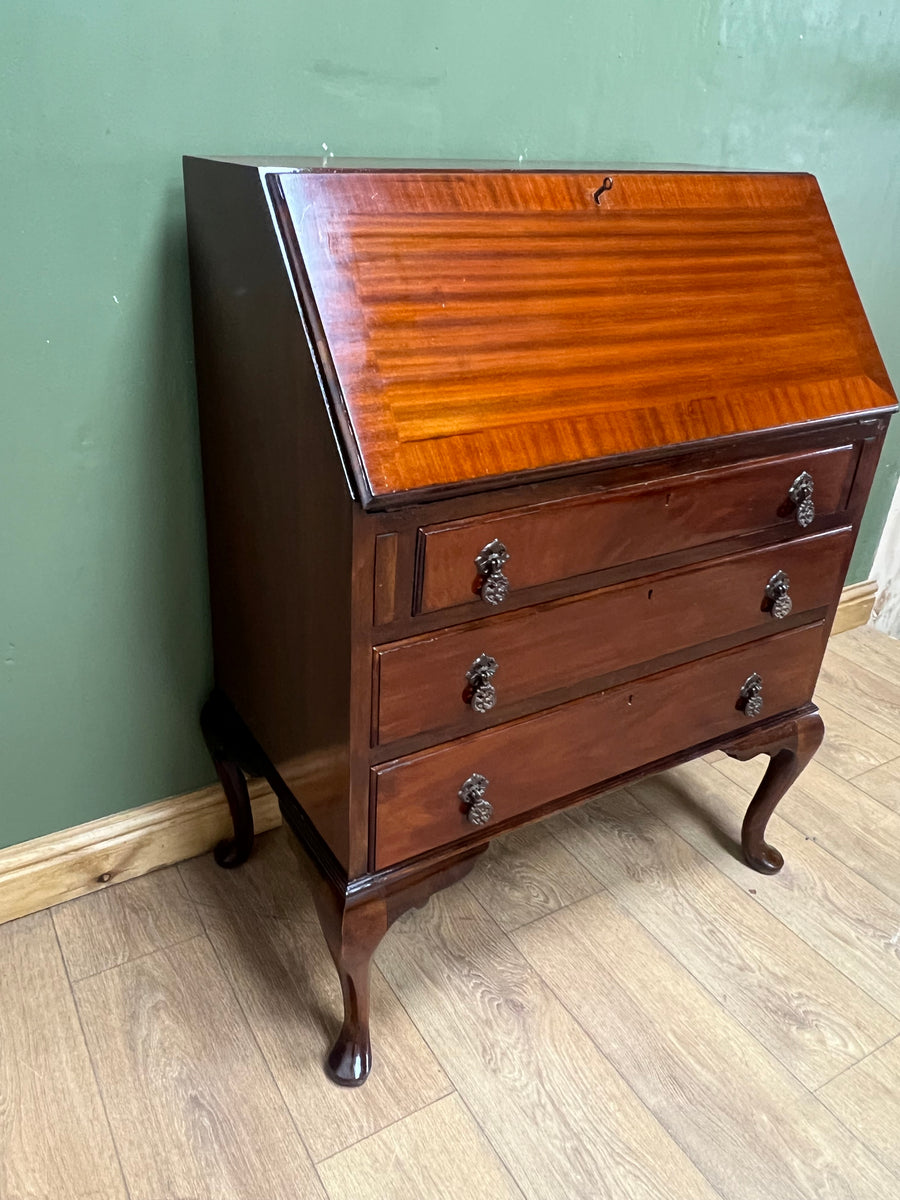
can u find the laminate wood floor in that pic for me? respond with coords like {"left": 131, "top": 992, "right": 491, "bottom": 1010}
{"left": 2, "top": 627, "right": 899, "bottom": 1200}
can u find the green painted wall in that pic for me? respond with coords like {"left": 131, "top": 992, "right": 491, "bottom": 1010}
{"left": 2, "top": 2, "right": 898, "bottom": 849}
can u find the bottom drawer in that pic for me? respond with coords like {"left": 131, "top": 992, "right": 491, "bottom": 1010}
{"left": 373, "top": 623, "right": 827, "bottom": 868}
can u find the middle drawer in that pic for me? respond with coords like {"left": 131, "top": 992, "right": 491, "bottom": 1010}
{"left": 373, "top": 526, "right": 851, "bottom": 746}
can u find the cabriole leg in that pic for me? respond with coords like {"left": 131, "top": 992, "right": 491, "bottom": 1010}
{"left": 295, "top": 841, "right": 488, "bottom": 1086}
{"left": 200, "top": 689, "right": 267, "bottom": 869}
{"left": 309, "top": 882, "right": 387, "bottom": 1086}
{"left": 210, "top": 757, "right": 255, "bottom": 869}
{"left": 725, "top": 706, "right": 825, "bottom": 874}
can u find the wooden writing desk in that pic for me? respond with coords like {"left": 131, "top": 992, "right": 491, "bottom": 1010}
{"left": 184, "top": 159, "right": 895, "bottom": 1084}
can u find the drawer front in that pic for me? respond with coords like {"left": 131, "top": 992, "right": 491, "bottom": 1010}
{"left": 376, "top": 528, "right": 850, "bottom": 745}
{"left": 417, "top": 444, "right": 857, "bottom": 614}
{"left": 373, "top": 622, "right": 826, "bottom": 868}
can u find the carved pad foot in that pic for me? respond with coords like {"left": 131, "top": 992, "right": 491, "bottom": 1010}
{"left": 326, "top": 1024, "right": 372, "bottom": 1087}
{"left": 743, "top": 840, "right": 784, "bottom": 876}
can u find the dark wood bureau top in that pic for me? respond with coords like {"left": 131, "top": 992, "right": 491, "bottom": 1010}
{"left": 267, "top": 167, "right": 895, "bottom": 504}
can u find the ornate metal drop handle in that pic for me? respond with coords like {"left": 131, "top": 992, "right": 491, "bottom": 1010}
{"left": 739, "top": 673, "right": 764, "bottom": 718}
{"left": 788, "top": 471, "right": 815, "bottom": 528}
{"left": 466, "top": 653, "right": 499, "bottom": 713}
{"left": 765, "top": 570, "right": 792, "bottom": 619}
{"left": 459, "top": 773, "right": 493, "bottom": 826}
{"left": 475, "top": 539, "right": 510, "bottom": 606}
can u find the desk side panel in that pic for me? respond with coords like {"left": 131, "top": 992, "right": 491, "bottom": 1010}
{"left": 184, "top": 157, "right": 356, "bottom": 871}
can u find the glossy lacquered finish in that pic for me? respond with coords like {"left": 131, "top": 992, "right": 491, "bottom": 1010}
{"left": 373, "top": 623, "right": 827, "bottom": 868}
{"left": 270, "top": 170, "right": 894, "bottom": 505}
{"left": 184, "top": 157, "right": 895, "bottom": 1086}
{"left": 416, "top": 443, "right": 858, "bottom": 613}
{"left": 375, "top": 528, "right": 852, "bottom": 746}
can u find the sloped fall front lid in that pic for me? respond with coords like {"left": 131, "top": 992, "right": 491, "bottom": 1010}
{"left": 267, "top": 167, "right": 895, "bottom": 504}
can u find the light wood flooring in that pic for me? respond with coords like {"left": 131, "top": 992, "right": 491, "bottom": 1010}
{"left": 2, "top": 625, "right": 900, "bottom": 1200}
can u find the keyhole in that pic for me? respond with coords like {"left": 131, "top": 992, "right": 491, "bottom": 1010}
{"left": 627, "top": 694, "right": 634, "bottom": 706}
{"left": 647, "top": 588, "right": 654, "bottom": 600}
{"left": 593, "top": 177, "right": 614, "bottom": 204}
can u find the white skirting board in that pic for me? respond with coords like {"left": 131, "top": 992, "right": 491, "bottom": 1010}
{"left": 0, "top": 579, "right": 876, "bottom": 927}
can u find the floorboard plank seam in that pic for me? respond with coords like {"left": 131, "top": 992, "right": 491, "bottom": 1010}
{"left": 403, "top": 886, "right": 730, "bottom": 1200}
{"left": 811, "top": 1030, "right": 900, "bottom": 1094}
{"left": 196, "top": 908, "right": 331, "bottom": 1170}
{"left": 60, "top": 928, "right": 210, "bottom": 985}
{"left": 49, "top": 909, "right": 133, "bottom": 1200}
{"left": 811, "top": 1089, "right": 900, "bottom": 1186}
{"left": 625, "top": 787, "right": 900, "bottom": 1039}
{"left": 541, "top": 790, "right": 899, "bottom": 1098}
{"left": 511, "top": 913, "right": 734, "bottom": 1200}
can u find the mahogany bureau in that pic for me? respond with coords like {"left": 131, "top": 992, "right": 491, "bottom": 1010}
{"left": 183, "top": 158, "right": 896, "bottom": 1085}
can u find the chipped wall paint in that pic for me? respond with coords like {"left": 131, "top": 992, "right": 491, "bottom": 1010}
{"left": 1, "top": 0, "right": 899, "bottom": 848}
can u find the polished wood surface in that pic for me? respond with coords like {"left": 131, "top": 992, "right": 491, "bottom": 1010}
{"left": 372, "top": 531, "right": 399, "bottom": 624}
{"left": 374, "top": 623, "right": 827, "bottom": 868}
{"left": 417, "top": 443, "right": 858, "bottom": 613}
{"left": 376, "top": 528, "right": 851, "bottom": 745}
{"left": 184, "top": 156, "right": 356, "bottom": 871}
{"left": 718, "top": 754, "right": 900, "bottom": 906}
{"left": 271, "top": 169, "right": 894, "bottom": 502}
{"left": 184, "top": 157, "right": 893, "bottom": 1087}
{"left": 728, "top": 706, "right": 826, "bottom": 873}
{"left": 199, "top": 899, "right": 451, "bottom": 1162}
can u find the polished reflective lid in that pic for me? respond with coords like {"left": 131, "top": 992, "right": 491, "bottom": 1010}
{"left": 269, "top": 167, "right": 895, "bottom": 504}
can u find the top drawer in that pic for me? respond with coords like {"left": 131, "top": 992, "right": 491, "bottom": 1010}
{"left": 416, "top": 444, "right": 858, "bottom": 614}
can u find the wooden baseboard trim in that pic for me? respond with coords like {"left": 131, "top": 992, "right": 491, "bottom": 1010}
{"left": 0, "top": 778, "right": 281, "bottom": 927}
{"left": 832, "top": 579, "right": 877, "bottom": 636}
